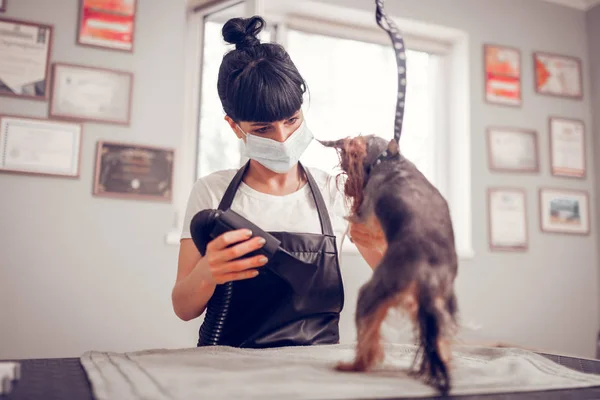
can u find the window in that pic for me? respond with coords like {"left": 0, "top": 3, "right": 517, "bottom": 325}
{"left": 287, "top": 29, "right": 444, "bottom": 191}
{"left": 181, "top": 1, "right": 472, "bottom": 258}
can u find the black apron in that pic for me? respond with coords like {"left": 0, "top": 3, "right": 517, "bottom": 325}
{"left": 197, "top": 162, "right": 344, "bottom": 348}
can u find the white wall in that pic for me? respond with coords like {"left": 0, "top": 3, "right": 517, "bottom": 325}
{"left": 1, "top": 0, "right": 598, "bottom": 360}
{"left": 321, "top": 0, "right": 599, "bottom": 358}
{"left": 0, "top": 0, "right": 195, "bottom": 359}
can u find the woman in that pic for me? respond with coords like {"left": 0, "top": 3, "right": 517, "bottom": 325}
{"left": 172, "top": 15, "right": 384, "bottom": 348}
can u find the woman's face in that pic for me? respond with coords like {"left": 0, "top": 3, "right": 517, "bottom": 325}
{"left": 227, "top": 109, "right": 304, "bottom": 143}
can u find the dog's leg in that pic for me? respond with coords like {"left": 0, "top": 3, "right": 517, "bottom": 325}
{"left": 335, "top": 295, "right": 393, "bottom": 372}
{"left": 409, "top": 271, "right": 457, "bottom": 396}
{"left": 336, "top": 250, "right": 418, "bottom": 373}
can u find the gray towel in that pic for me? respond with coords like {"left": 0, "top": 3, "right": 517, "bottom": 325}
{"left": 80, "top": 343, "right": 600, "bottom": 400}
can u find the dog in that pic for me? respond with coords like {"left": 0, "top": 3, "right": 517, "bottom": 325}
{"left": 320, "top": 135, "right": 459, "bottom": 396}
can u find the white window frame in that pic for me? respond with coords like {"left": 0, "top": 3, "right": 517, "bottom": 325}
{"left": 170, "top": 0, "right": 473, "bottom": 261}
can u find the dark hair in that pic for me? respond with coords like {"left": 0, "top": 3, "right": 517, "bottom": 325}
{"left": 217, "top": 16, "right": 307, "bottom": 123}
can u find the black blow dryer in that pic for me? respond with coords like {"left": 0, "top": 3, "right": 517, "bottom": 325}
{"left": 190, "top": 208, "right": 317, "bottom": 346}
{"left": 190, "top": 208, "right": 280, "bottom": 263}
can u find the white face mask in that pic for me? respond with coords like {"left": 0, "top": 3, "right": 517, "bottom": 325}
{"left": 238, "top": 120, "right": 314, "bottom": 173}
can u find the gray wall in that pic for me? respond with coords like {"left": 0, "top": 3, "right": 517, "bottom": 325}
{"left": 0, "top": 0, "right": 598, "bottom": 360}
{"left": 0, "top": 0, "right": 193, "bottom": 359}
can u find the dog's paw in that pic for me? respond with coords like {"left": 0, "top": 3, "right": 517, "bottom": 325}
{"left": 335, "top": 361, "right": 365, "bottom": 372}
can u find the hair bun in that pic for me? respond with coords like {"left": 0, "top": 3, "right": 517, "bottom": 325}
{"left": 222, "top": 16, "right": 265, "bottom": 50}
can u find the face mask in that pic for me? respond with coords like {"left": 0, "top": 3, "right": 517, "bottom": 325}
{"left": 238, "top": 120, "right": 314, "bottom": 173}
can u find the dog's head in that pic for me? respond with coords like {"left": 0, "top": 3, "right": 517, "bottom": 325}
{"left": 319, "top": 135, "right": 399, "bottom": 214}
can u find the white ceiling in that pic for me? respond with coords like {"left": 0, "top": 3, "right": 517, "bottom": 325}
{"left": 538, "top": 0, "right": 600, "bottom": 10}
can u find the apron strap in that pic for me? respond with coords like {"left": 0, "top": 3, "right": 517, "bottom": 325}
{"left": 218, "top": 162, "right": 249, "bottom": 211}
{"left": 303, "top": 165, "right": 334, "bottom": 236}
{"left": 217, "top": 161, "right": 334, "bottom": 236}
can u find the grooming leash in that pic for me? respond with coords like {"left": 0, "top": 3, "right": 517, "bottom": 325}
{"left": 368, "top": 0, "right": 407, "bottom": 170}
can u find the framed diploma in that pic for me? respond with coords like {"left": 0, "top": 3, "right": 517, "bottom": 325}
{"left": 539, "top": 188, "right": 590, "bottom": 235}
{"left": 534, "top": 52, "right": 583, "bottom": 99}
{"left": 488, "top": 188, "right": 528, "bottom": 251}
{"left": 487, "top": 127, "right": 539, "bottom": 173}
{"left": 49, "top": 63, "right": 133, "bottom": 125}
{"left": 77, "top": 0, "right": 137, "bottom": 52}
{"left": 549, "top": 117, "right": 586, "bottom": 179}
{"left": 0, "top": 18, "right": 53, "bottom": 100}
{"left": 0, "top": 115, "right": 82, "bottom": 178}
{"left": 93, "top": 141, "right": 174, "bottom": 202}
{"left": 0, "top": 1, "right": 6, "bottom": 12}
{"left": 484, "top": 44, "right": 521, "bottom": 107}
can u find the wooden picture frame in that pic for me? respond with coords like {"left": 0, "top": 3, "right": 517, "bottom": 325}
{"left": 0, "top": 114, "right": 83, "bottom": 178}
{"left": 484, "top": 44, "right": 522, "bottom": 107}
{"left": 77, "top": 0, "right": 137, "bottom": 53}
{"left": 93, "top": 141, "right": 175, "bottom": 202}
{"left": 487, "top": 127, "right": 539, "bottom": 173}
{"left": 548, "top": 117, "right": 586, "bottom": 179}
{"left": 534, "top": 52, "right": 583, "bottom": 99}
{"left": 49, "top": 63, "right": 134, "bottom": 126}
{"left": 488, "top": 188, "right": 528, "bottom": 251}
{"left": 0, "top": 17, "right": 53, "bottom": 100}
{"left": 539, "top": 188, "right": 590, "bottom": 236}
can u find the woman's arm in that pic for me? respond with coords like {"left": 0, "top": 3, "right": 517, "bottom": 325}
{"left": 171, "top": 239, "right": 216, "bottom": 321}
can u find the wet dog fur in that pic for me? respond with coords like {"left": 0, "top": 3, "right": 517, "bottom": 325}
{"left": 321, "top": 135, "right": 459, "bottom": 396}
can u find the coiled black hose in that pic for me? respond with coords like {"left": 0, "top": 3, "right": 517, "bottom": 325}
{"left": 198, "top": 281, "right": 233, "bottom": 346}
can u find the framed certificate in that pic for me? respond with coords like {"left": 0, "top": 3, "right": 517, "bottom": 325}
{"left": 488, "top": 188, "right": 528, "bottom": 251}
{"left": 77, "top": 0, "right": 137, "bottom": 52}
{"left": 0, "top": 1, "right": 6, "bottom": 12}
{"left": 539, "top": 188, "right": 590, "bottom": 235}
{"left": 93, "top": 141, "right": 174, "bottom": 202}
{"left": 0, "top": 18, "right": 53, "bottom": 100}
{"left": 549, "top": 117, "right": 585, "bottom": 179}
{"left": 49, "top": 63, "right": 133, "bottom": 125}
{"left": 534, "top": 52, "right": 583, "bottom": 99}
{"left": 484, "top": 44, "right": 521, "bottom": 107}
{"left": 0, "top": 115, "right": 82, "bottom": 178}
{"left": 487, "top": 127, "right": 539, "bottom": 173}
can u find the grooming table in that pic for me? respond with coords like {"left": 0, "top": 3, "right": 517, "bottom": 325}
{"left": 2, "top": 349, "right": 600, "bottom": 400}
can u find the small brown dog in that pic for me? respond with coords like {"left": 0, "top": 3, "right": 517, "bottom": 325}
{"left": 321, "top": 135, "right": 459, "bottom": 395}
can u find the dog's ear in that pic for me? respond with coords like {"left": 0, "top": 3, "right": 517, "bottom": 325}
{"left": 387, "top": 139, "right": 399, "bottom": 155}
{"left": 318, "top": 138, "right": 346, "bottom": 149}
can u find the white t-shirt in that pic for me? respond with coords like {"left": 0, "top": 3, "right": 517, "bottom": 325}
{"left": 180, "top": 167, "right": 350, "bottom": 253}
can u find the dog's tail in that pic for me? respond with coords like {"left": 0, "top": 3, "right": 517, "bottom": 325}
{"left": 412, "top": 272, "right": 458, "bottom": 397}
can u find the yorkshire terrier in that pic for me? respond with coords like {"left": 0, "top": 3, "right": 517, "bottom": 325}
{"left": 320, "top": 135, "right": 459, "bottom": 395}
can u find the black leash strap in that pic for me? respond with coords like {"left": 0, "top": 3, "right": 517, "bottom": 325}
{"left": 371, "top": 0, "right": 407, "bottom": 167}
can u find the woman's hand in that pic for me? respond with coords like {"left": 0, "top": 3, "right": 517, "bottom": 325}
{"left": 349, "top": 221, "right": 387, "bottom": 253}
{"left": 200, "top": 228, "right": 269, "bottom": 284}
{"left": 349, "top": 220, "right": 387, "bottom": 269}
{"left": 172, "top": 229, "right": 268, "bottom": 321}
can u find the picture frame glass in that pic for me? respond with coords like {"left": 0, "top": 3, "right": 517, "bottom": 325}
{"left": 535, "top": 53, "right": 583, "bottom": 98}
{"left": 540, "top": 189, "right": 589, "bottom": 235}
{"left": 488, "top": 128, "right": 538, "bottom": 172}
{"left": 489, "top": 189, "right": 528, "bottom": 250}
{"left": 0, "top": 115, "right": 82, "bottom": 177}
{"left": 550, "top": 118, "right": 585, "bottom": 178}
{"left": 93, "top": 141, "right": 174, "bottom": 202}
{"left": 78, "top": 0, "right": 136, "bottom": 51}
{"left": 485, "top": 45, "right": 521, "bottom": 106}
{"left": 0, "top": 18, "right": 52, "bottom": 99}
{"left": 50, "top": 63, "right": 133, "bottom": 125}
